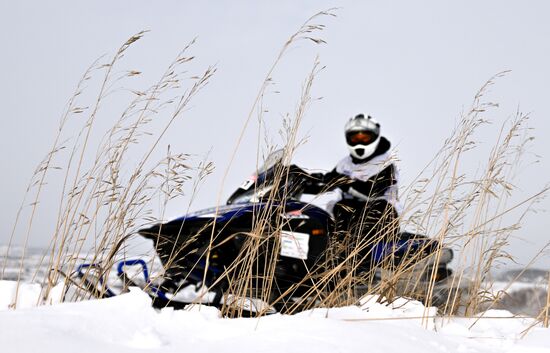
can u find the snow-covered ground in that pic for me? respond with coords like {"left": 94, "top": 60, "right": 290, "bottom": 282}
{"left": 2, "top": 246, "right": 549, "bottom": 353}
{"left": 0, "top": 282, "right": 548, "bottom": 353}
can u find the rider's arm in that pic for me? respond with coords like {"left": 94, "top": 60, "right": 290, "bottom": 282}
{"left": 302, "top": 168, "right": 343, "bottom": 194}
{"left": 346, "top": 164, "right": 397, "bottom": 199}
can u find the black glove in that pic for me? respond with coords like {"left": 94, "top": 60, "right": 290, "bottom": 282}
{"left": 309, "top": 172, "right": 326, "bottom": 183}
{"left": 299, "top": 171, "right": 328, "bottom": 194}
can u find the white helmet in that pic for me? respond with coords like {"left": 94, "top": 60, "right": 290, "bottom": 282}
{"left": 344, "top": 114, "right": 381, "bottom": 160}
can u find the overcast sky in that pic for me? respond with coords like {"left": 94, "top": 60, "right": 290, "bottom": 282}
{"left": 1, "top": 1, "right": 549, "bottom": 268}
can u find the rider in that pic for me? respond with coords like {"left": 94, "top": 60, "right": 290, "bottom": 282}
{"left": 306, "top": 114, "right": 400, "bottom": 241}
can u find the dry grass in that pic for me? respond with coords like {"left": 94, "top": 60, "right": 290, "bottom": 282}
{"left": 544, "top": 272, "right": 550, "bottom": 327}
{"left": 2, "top": 8, "right": 548, "bottom": 329}
{"left": 2, "top": 30, "right": 215, "bottom": 305}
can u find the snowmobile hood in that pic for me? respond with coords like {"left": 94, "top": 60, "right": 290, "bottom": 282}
{"left": 172, "top": 200, "right": 332, "bottom": 223}
{"left": 178, "top": 203, "right": 257, "bottom": 222}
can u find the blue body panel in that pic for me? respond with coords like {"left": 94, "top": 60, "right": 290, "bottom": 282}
{"left": 174, "top": 200, "right": 333, "bottom": 225}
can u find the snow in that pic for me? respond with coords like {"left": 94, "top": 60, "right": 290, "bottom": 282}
{"left": 0, "top": 281, "right": 549, "bottom": 353}
{"left": 491, "top": 280, "right": 549, "bottom": 294}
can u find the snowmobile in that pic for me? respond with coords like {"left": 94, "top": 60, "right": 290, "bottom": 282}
{"left": 72, "top": 149, "right": 454, "bottom": 314}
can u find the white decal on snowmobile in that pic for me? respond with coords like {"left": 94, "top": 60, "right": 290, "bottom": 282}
{"left": 190, "top": 204, "right": 246, "bottom": 218}
{"left": 240, "top": 178, "right": 255, "bottom": 190}
{"left": 280, "top": 231, "right": 309, "bottom": 260}
{"left": 197, "top": 213, "right": 217, "bottom": 218}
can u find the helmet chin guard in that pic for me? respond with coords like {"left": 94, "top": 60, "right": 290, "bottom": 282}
{"left": 345, "top": 114, "right": 381, "bottom": 160}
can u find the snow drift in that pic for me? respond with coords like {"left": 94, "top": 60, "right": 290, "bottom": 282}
{"left": 0, "top": 281, "right": 549, "bottom": 353}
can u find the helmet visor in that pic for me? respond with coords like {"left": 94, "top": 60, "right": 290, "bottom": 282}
{"left": 346, "top": 130, "right": 378, "bottom": 146}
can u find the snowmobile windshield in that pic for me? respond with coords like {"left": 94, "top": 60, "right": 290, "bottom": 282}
{"left": 257, "top": 149, "right": 285, "bottom": 176}
{"left": 226, "top": 149, "right": 287, "bottom": 205}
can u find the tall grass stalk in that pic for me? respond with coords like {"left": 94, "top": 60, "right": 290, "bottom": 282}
{"left": 544, "top": 272, "right": 550, "bottom": 328}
